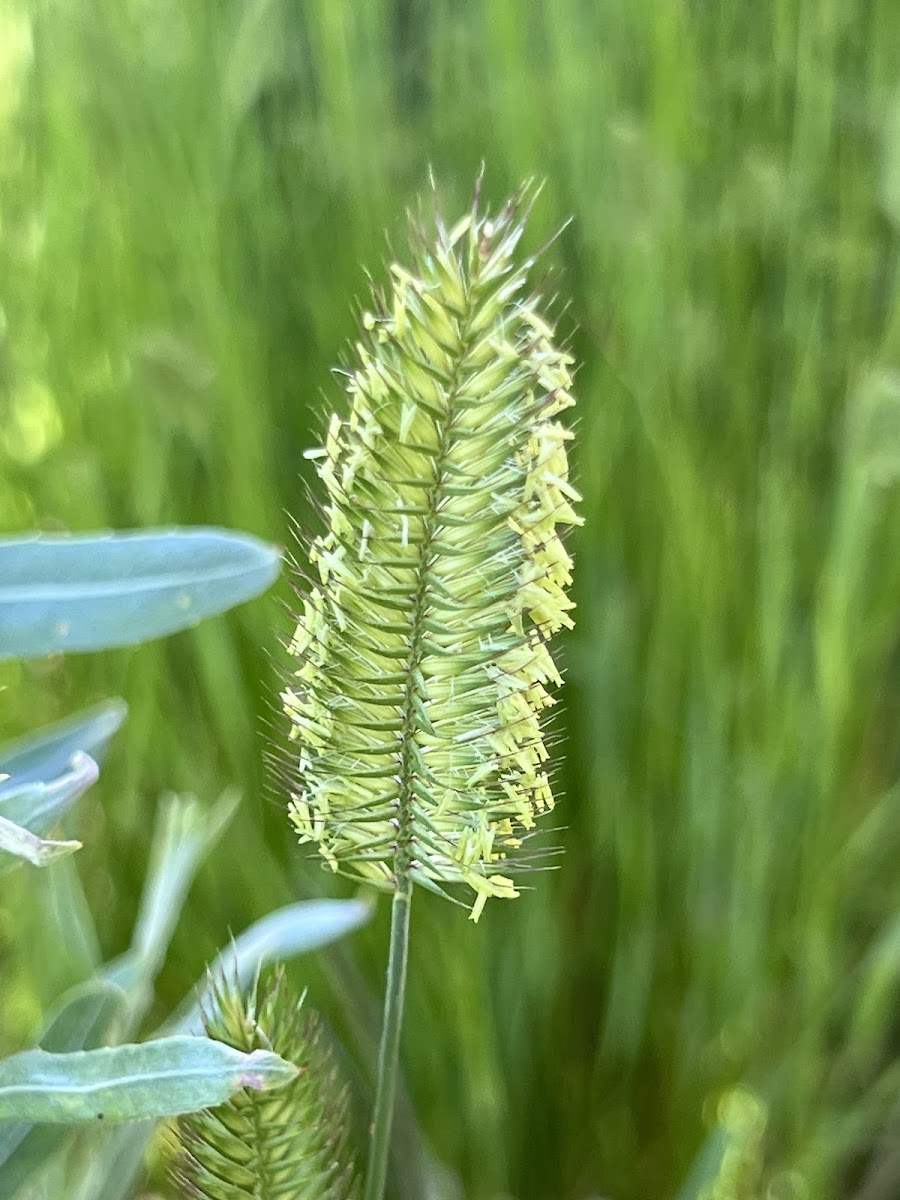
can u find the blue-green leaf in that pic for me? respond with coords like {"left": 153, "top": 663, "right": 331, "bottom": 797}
{"left": 39, "top": 979, "right": 130, "bottom": 1054}
{"left": 0, "top": 528, "right": 281, "bottom": 659}
{"left": 39, "top": 854, "right": 103, "bottom": 977}
{"left": 0, "top": 749, "right": 97, "bottom": 827}
{"left": 0, "top": 814, "right": 81, "bottom": 867}
{"left": 0, "top": 699, "right": 126, "bottom": 787}
{"left": 221, "top": 897, "right": 374, "bottom": 974}
{"left": 171, "top": 897, "right": 373, "bottom": 1033}
{"left": 101, "top": 790, "right": 240, "bottom": 1019}
{"left": 0, "top": 753, "right": 99, "bottom": 872}
{"left": 0, "top": 980, "right": 130, "bottom": 1199}
{"left": 130, "top": 790, "right": 240, "bottom": 979}
{"left": 0, "top": 1037, "right": 297, "bottom": 1124}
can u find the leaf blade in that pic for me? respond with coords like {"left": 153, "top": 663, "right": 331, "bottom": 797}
{"left": 0, "top": 699, "right": 126, "bottom": 787}
{"left": 0, "top": 1037, "right": 297, "bottom": 1124}
{"left": 170, "top": 897, "right": 374, "bottom": 1033}
{"left": 39, "top": 979, "right": 130, "bottom": 1054}
{"left": 101, "top": 791, "right": 241, "bottom": 1027}
{"left": 0, "top": 980, "right": 131, "bottom": 1198}
{"left": 0, "top": 753, "right": 99, "bottom": 873}
{"left": 129, "top": 790, "right": 241, "bottom": 980}
{"left": 0, "top": 813, "right": 81, "bottom": 867}
{"left": 0, "top": 751, "right": 98, "bottom": 830}
{"left": 0, "top": 528, "right": 280, "bottom": 659}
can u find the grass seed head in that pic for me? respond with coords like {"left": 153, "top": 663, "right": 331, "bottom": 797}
{"left": 283, "top": 181, "right": 581, "bottom": 920}
{"left": 170, "top": 969, "right": 359, "bottom": 1200}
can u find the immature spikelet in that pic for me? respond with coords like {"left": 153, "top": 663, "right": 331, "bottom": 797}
{"left": 170, "top": 970, "right": 359, "bottom": 1200}
{"left": 282, "top": 180, "right": 581, "bottom": 920}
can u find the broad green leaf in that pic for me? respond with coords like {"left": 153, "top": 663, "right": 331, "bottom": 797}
{"left": 0, "top": 980, "right": 129, "bottom": 1200}
{"left": 171, "top": 896, "right": 373, "bottom": 1033}
{"left": 0, "top": 700, "right": 126, "bottom": 788}
{"left": 0, "top": 1037, "right": 297, "bottom": 1124}
{"left": 0, "top": 528, "right": 281, "bottom": 659}
{"left": 0, "top": 812, "right": 81, "bottom": 867}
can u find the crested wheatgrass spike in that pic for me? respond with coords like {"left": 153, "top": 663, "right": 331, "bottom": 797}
{"left": 170, "top": 969, "right": 359, "bottom": 1200}
{"left": 283, "top": 181, "right": 581, "bottom": 921}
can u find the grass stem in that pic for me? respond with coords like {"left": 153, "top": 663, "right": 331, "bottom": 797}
{"left": 364, "top": 874, "right": 412, "bottom": 1200}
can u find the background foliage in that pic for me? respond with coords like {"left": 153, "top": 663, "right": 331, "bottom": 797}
{"left": 1, "top": 2, "right": 899, "bottom": 1198}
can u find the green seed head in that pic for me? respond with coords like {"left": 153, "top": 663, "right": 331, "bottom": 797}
{"left": 170, "top": 970, "right": 359, "bottom": 1200}
{"left": 283, "top": 181, "right": 581, "bottom": 920}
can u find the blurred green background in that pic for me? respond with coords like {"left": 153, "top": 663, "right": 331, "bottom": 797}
{"left": 1, "top": 2, "right": 899, "bottom": 1197}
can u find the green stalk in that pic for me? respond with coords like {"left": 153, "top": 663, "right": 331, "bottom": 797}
{"left": 364, "top": 874, "right": 412, "bottom": 1200}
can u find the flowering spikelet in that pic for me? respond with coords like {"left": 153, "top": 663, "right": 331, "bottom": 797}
{"left": 282, "top": 180, "right": 581, "bottom": 920}
{"left": 170, "top": 969, "right": 359, "bottom": 1200}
